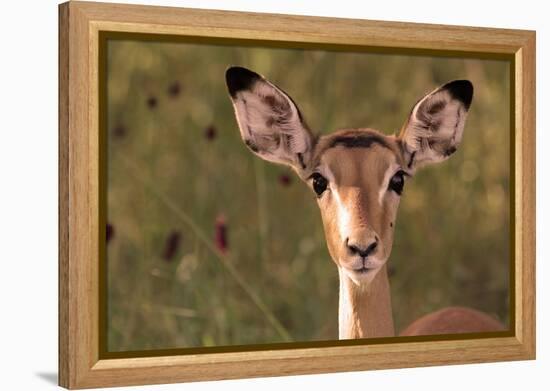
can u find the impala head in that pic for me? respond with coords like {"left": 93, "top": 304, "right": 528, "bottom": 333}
{"left": 226, "top": 66, "right": 473, "bottom": 287}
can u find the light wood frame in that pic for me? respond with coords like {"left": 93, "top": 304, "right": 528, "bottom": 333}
{"left": 59, "top": 1, "right": 536, "bottom": 389}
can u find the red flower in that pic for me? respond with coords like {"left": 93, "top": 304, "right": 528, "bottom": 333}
{"left": 215, "top": 215, "right": 228, "bottom": 254}
{"left": 146, "top": 96, "right": 158, "bottom": 109}
{"left": 167, "top": 81, "right": 182, "bottom": 98}
{"left": 204, "top": 125, "right": 217, "bottom": 141}
{"left": 162, "top": 230, "right": 182, "bottom": 261}
{"left": 106, "top": 223, "right": 114, "bottom": 243}
{"left": 112, "top": 124, "right": 126, "bottom": 139}
{"left": 279, "top": 174, "right": 292, "bottom": 187}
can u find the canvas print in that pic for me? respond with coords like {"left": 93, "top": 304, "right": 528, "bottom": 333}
{"left": 105, "top": 39, "right": 510, "bottom": 352}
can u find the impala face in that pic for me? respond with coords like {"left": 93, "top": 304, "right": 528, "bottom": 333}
{"left": 309, "top": 132, "right": 407, "bottom": 285}
{"left": 226, "top": 66, "right": 473, "bottom": 286}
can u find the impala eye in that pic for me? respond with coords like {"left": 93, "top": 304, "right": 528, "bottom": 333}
{"left": 311, "top": 173, "right": 328, "bottom": 196}
{"left": 388, "top": 170, "right": 405, "bottom": 195}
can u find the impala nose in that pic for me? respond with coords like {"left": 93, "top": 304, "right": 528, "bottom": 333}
{"left": 346, "top": 237, "right": 378, "bottom": 258}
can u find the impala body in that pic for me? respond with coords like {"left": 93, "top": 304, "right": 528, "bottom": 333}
{"left": 225, "top": 66, "right": 504, "bottom": 338}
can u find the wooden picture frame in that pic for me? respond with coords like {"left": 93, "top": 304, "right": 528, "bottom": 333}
{"left": 58, "top": 1, "right": 536, "bottom": 389}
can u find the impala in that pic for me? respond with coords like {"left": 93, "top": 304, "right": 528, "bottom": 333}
{"left": 225, "top": 66, "right": 504, "bottom": 339}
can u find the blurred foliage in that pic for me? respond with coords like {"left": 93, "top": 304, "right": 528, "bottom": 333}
{"left": 106, "top": 40, "right": 510, "bottom": 352}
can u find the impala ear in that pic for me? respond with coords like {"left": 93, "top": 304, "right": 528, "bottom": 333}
{"left": 398, "top": 80, "right": 473, "bottom": 171}
{"left": 225, "top": 66, "right": 316, "bottom": 171}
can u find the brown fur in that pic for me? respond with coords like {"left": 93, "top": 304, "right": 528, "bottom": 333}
{"left": 400, "top": 307, "right": 505, "bottom": 336}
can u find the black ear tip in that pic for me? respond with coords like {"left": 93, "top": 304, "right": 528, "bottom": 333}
{"left": 444, "top": 80, "right": 474, "bottom": 109}
{"left": 225, "top": 66, "right": 261, "bottom": 97}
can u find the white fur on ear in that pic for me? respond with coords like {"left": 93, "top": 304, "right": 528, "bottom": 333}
{"left": 226, "top": 67, "right": 315, "bottom": 170}
{"left": 399, "top": 80, "right": 473, "bottom": 170}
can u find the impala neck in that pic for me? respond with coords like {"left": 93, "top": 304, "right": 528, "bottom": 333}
{"left": 338, "top": 265, "right": 395, "bottom": 339}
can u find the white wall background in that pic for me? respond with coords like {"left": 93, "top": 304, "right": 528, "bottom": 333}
{"left": 0, "top": 0, "right": 546, "bottom": 389}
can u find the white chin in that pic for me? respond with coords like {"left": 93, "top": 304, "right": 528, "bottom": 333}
{"left": 344, "top": 266, "right": 381, "bottom": 286}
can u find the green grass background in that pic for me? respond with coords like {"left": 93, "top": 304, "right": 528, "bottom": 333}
{"left": 106, "top": 40, "right": 510, "bottom": 352}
